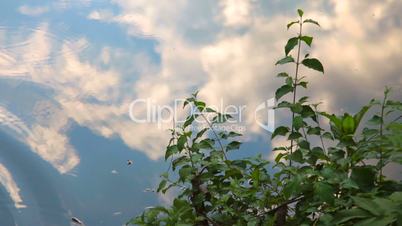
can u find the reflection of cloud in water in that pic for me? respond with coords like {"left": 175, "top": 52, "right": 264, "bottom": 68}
{"left": 0, "top": 25, "right": 88, "bottom": 76}
{"left": 0, "top": 104, "right": 79, "bottom": 174}
{"left": 0, "top": 164, "right": 26, "bottom": 209}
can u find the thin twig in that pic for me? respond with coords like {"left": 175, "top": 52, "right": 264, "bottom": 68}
{"left": 290, "top": 16, "right": 303, "bottom": 167}
{"left": 200, "top": 113, "right": 228, "bottom": 160}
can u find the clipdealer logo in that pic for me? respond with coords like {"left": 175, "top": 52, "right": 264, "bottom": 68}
{"left": 128, "top": 98, "right": 275, "bottom": 133}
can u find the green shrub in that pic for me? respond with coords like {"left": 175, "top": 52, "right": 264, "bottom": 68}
{"left": 128, "top": 9, "right": 402, "bottom": 226}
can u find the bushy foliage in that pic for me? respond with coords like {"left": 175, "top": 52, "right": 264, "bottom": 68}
{"left": 128, "top": 9, "right": 402, "bottom": 226}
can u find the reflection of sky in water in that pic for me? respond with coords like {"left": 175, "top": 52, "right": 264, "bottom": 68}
{"left": 0, "top": 0, "right": 401, "bottom": 225}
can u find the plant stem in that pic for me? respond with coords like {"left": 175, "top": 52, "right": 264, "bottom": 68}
{"left": 200, "top": 113, "right": 228, "bottom": 160}
{"left": 290, "top": 17, "right": 303, "bottom": 167}
{"left": 378, "top": 92, "right": 387, "bottom": 183}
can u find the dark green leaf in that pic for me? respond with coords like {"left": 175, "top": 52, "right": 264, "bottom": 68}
{"left": 172, "top": 156, "right": 189, "bottom": 170}
{"left": 352, "top": 197, "right": 380, "bottom": 216}
{"left": 165, "top": 145, "right": 179, "bottom": 160}
{"left": 272, "top": 126, "right": 290, "bottom": 139}
{"left": 276, "top": 56, "right": 295, "bottom": 65}
{"left": 298, "top": 81, "right": 308, "bottom": 88}
{"left": 288, "top": 132, "right": 302, "bottom": 140}
{"left": 302, "top": 58, "right": 324, "bottom": 73}
{"left": 179, "top": 165, "right": 193, "bottom": 181}
{"left": 334, "top": 208, "right": 371, "bottom": 224}
{"left": 300, "top": 36, "right": 313, "bottom": 46}
{"left": 157, "top": 179, "right": 167, "bottom": 192}
{"left": 275, "top": 84, "right": 293, "bottom": 100}
{"left": 342, "top": 114, "right": 356, "bottom": 134}
{"left": 194, "top": 101, "right": 206, "bottom": 111}
{"left": 293, "top": 116, "right": 304, "bottom": 130}
{"left": 287, "top": 20, "right": 299, "bottom": 30}
{"left": 307, "top": 126, "right": 321, "bottom": 135}
{"left": 351, "top": 166, "right": 376, "bottom": 192}
{"left": 289, "top": 149, "right": 303, "bottom": 163}
{"left": 303, "top": 19, "right": 320, "bottom": 27}
{"left": 297, "top": 9, "right": 304, "bottom": 17}
{"left": 322, "top": 132, "right": 334, "bottom": 140}
{"left": 226, "top": 141, "right": 242, "bottom": 151}
{"left": 368, "top": 115, "right": 382, "bottom": 125}
{"left": 285, "top": 37, "right": 299, "bottom": 56}
{"left": 183, "top": 115, "right": 195, "bottom": 128}
{"left": 314, "top": 182, "right": 335, "bottom": 204}
{"left": 277, "top": 72, "right": 289, "bottom": 77}
{"left": 228, "top": 131, "right": 242, "bottom": 137}
{"left": 354, "top": 104, "right": 371, "bottom": 127}
{"left": 198, "top": 138, "right": 215, "bottom": 149}
{"left": 177, "top": 135, "right": 187, "bottom": 151}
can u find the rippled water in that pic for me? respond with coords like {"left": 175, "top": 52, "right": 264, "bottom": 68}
{"left": 0, "top": 1, "right": 166, "bottom": 225}
{"left": 1, "top": 0, "right": 402, "bottom": 225}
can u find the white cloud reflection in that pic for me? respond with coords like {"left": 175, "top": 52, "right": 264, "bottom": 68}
{"left": 18, "top": 5, "right": 49, "bottom": 16}
{"left": 0, "top": 164, "right": 26, "bottom": 209}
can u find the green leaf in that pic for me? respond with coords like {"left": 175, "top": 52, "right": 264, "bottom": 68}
{"left": 351, "top": 166, "right": 376, "bottom": 192}
{"left": 165, "top": 145, "right": 179, "bottom": 160}
{"left": 179, "top": 165, "right": 193, "bottom": 181}
{"left": 272, "top": 126, "right": 290, "bottom": 139}
{"left": 298, "top": 81, "right": 308, "bottom": 88}
{"left": 198, "top": 138, "right": 215, "bottom": 149}
{"left": 177, "top": 135, "right": 187, "bottom": 151}
{"left": 277, "top": 72, "right": 289, "bottom": 77}
{"left": 193, "top": 128, "right": 208, "bottom": 142}
{"left": 287, "top": 20, "right": 299, "bottom": 30}
{"left": 303, "top": 19, "right": 320, "bottom": 27}
{"left": 293, "top": 116, "right": 304, "bottom": 130}
{"left": 322, "top": 132, "right": 334, "bottom": 140}
{"left": 205, "top": 107, "right": 216, "bottom": 112}
{"left": 341, "top": 178, "right": 359, "bottom": 189}
{"left": 334, "top": 208, "right": 371, "bottom": 224}
{"left": 289, "top": 149, "right": 303, "bottom": 163}
{"left": 352, "top": 197, "right": 380, "bottom": 216}
{"left": 285, "top": 76, "right": 293, "bottom": 86}
{"left": 307, "top": 126, "right": 321, "bottom": 135}
{"left": 314, "top": 182, "right": 335, "bottom": 204}
{"left": 298, "top": 96, "right": 309, "bottom": 103}
{"left": 301, "top": 58, "right": 324, "bottom": 73}
{"left": 355, "top": 216, "right": 396, "bottom": 226}
{"left": 183, "top": 115, "right": 195, "bottom": 128}
{"left": 172, "top": 156, "right": 189, "bottom": 170}
{"left": 297, "top": 9, "right": 304, "bottom": 17}
{"left": 354, "top": 104, "right": 371, "bottom": 127}
{"left": 276, "top": 56, "right": 295, "bottom": 65}
{"left": 300, "top": 36, "right": 313, "bottom": 46}
{"left": 275, "top": 152, "right": 286, "bottom": 163}
{"left": 285, "top": 37, "right": 299, "bottom": 56}
{"left": 228, "top": 131, "right": 242, "bottom": 137}
{"left": 194, "top": 100, "right": 206, "bottom": 111}
{"left": 157, "top": 179, "right": 167, "bottom": 192}
{"left": 390, "top": 192, "right": 402, "bottom": 202}
{"left": 226, "top": 141, "right": 242, "bottom": 151}
{"left": 288, "top": 132, "right": 302, "bottom": 140}
{"left": 273, "top": 147, "right": 287, "bottom": 151}
{"left": 291, "top": 103, "right": 303, "bottom": 114}
{"left": 368, "top": 115, "right": 382, "bottom": 125}
{"left": 275, "top": 84, "right": 293, "bottom": 100}
{"left": 342, "top": 114, "right": 356, "bottom": 134}
{"left": 301, "top": 105, "right": 316, "bottom": 120}
{"left": 283, "top": 176, "right": 301, "bottom": 198}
